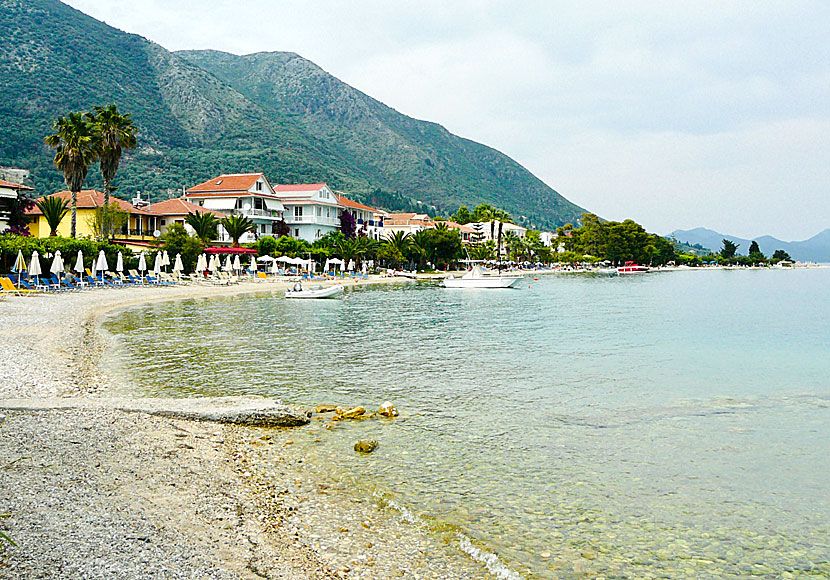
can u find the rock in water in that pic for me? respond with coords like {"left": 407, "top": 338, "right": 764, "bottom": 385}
{"left": 315, "top": 404, "right": 338, "bottom": 413}
{"left": 337, "top": 406, "right": 366, "bottom": 419}
{"left": 354, "top": 440, "right": 378, "bottom": 453}
{"left": 378, "top": 401, "right": 398, "bottom": 417}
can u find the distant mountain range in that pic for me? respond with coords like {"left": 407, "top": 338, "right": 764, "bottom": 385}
{"left": 0, "top": 0, "right": 586, "bottom": 229}
{"left": 671, "top": 227, "right": 830, "bottom": 262}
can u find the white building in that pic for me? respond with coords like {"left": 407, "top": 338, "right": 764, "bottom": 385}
{"left": 273, "top": 183, "right": 341, "bottom": 242}
{"left": 0, "top": 178, "right": 33, "bottom": 231}
{"left": 183, "top": 173, "right": 285, "bottom": 244}
{"left": 381, "top": 213, "right": 434, "bottom": 239}
{"left": 335, "top": 193, "right": 387, "bottom": 240}
{"left": 467, "top": 220, "right": 528, "bottom": 242}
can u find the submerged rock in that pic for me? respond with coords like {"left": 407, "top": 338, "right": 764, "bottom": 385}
{"left": 378, "top": 401, "right": 398, "bottom": 417}
{"left": 336, "top": 406, "right": 366, "bottom": 419}
{"left": 315, "top": 404, "right": 338, "bottom": 413}
{"left": 354, "top": 440, "right": 378, "bottom": 453}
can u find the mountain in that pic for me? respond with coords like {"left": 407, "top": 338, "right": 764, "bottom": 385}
{"left": 0, "top": 0, "right": 586, "bottom": 229}
{"left": 671, "top": 227, "right": 830, "bottom": 262}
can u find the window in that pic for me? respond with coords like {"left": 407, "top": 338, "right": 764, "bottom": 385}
{"left": 316, "top": 206, "right": 322, "bottom": 216}
{"left": 294, "top": 206, "right": 303, "bottom": 218}
{"left": 326, "top": 208, "right": 330, "bottom": 218}
{"left": 160, "top": 219, "right": 166, "bottom": 225}
{"left": 256, "top": 181, "right": 262, "bottom": 191}
{"left": 294, "top": 228, "right": 300, "bottom": 237}
{"left": 254, "top": 197, "right": 263, "bottom": 210}
{"left": 316, "top": 229, "right": 322, "bottom": 238}
{"left": 261, "top": 224, "right": 266, "bottom": 233}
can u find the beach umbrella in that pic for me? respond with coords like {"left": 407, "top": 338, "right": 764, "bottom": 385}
{"left": 347, "top": 259, "right": 355, "bottom": 272}
{"left": 270, "top": 259, "right": 279, "bottom": 274}
{"left": 362, "top": 262, "right": 368, "bottom": 275}
{"left": 50, "top": 250, "right": 64, "bottom": 286}
{"left": 162, "top": 250, "right": 170, "bottom": 272}
{"left": 233, "top": 254, "right": 241, "bottom": 274}
{"left": 223, "top": 255, "right": 232, "bottom": 272}
{"left": 276, "top": 256, "right": 292, "bottom": 263}
{"left": 96, "top": 250, "right": 108, "bottom": 282}
{"left": 153, "top": 251, "right": 163, "bottom": 274}
{"left": 209, "top": 255, "right": 219, "bottom": 273}
{"left": 29, "top": 251, "right": 42, "bottom": 285}
{"left": 138, "top": 252, "right": 147, "bottom": 273}
{"left": 257, "top": 255, "right": 274, "bottom": 262}
{"left": 196, "top": 253, "right": 206, "bottom": 274}
{"left": 74, "top": 251, "right": 84, "bottom": 280}
{"left": 173, "top": 253, "right": 183, "bottom": 278}
{"left": 116, "top": 252, "right": 124, "bottom": 274}
{"left": 249, "top": 256, "right": 257, "bottom": 272}
{"left": 12, "top": 249, "right": 26, "bottom": 285}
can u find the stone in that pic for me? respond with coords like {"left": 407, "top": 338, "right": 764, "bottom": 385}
{"left": 315, "top": 404, "right": 338, "bottom": 413}
{"left": 337, "top": 406, "right": 366, "bottom": 419}
{"left": 354, "top": 440, "right": 378, "bottom": 453}
{"left": 378, "top": 401, "right": 398, "bottom": 417}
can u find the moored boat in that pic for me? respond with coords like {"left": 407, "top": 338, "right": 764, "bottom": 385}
{"left": 285, "top": 283, "right": 344, "bottom": 299}
{"left": 617, "top": 261, "right": 650, "bottom": 274}
{"left": 442, "top": 265, "right": 523, "bottom": 288}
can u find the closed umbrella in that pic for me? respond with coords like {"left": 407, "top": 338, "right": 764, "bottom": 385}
{"left": 12, "top": 249, "right": 26, "bottom": 285}
{"left": 29, "top": 251, "right": 42, "bottom": 286}
{"left": 196, "top": 253, "right": 206, "bottom": 274}
{"left": 96, "top": 250, "right": 108, "bottom": 282}
{"left": 153, "top": 251, "right": 163, "bottom": 275}
{"left": 270, "top": 259, "right": 279, "bottom": 275}
{"left": 233, "top": 254, "right": 241, "bottom": 274}
{"left": 347, "top": 259, "right": 355, "bottom": 272}
{"left": 138, "top": 252, "right": 147, "bottom": 274}
{"left": 116, "top": 252, "right": 124, "bottom": 275}
{"left": 162, "top": 250, "right": 170, "bottom": 272}
{"left": 173, "top": 253, "right": 183, "bottom": 279}
{"left": 50, "top": 250, "right": 64, "bottom": 289}
{"left": 74, "top": 251, "right": 84, "bottom": 282}
{"left": 209, "top": 255, "right": 219, "bottom": 274}
{"left": 223, "top": 255, "right": 232, "bottom": 272}
{"left": 249, "top": 256, "right": 257, "bottom": 273}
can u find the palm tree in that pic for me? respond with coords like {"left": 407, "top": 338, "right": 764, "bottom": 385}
{"left": 185, "top": 211, "right": 219, "bottom": 244}
{"left": 219, "top": 214, "right": 255, "bottom": 247}
{"left": 44, "top": 112, "right": 98, "bottom": 238}
{"left": 88, "top": 105, "right": 137, "bottom": 238}
{"left": 384, "top": 231, "right": 411, "bottom": 256}
{"left": 35, "top": 196, "right": 70, "bottom": 236}
{"left": 410, "top": 229, "right": 434, "bottom": 268}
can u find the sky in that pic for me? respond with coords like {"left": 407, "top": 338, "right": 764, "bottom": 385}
{"left": 64, "top": 0, "right": 830, "bottom": 240}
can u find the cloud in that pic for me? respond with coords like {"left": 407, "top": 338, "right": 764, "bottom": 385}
{"left": 63, "top": 0, "right": 830, "bottom": 239}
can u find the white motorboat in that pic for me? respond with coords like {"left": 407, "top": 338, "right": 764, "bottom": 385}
{"left": 286, "top": 283, "right": 344, "bottom": 299}
{"left": 442, "top": 265, "right": 523, "bottom": 288}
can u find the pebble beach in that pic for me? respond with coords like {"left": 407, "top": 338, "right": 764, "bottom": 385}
{"left": 0, "top": 279, "right": 495, "bottom": 580}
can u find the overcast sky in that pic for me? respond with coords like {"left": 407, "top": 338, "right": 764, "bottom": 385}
{"left": 65, "top": 0, "right": 829, "bottom": 240}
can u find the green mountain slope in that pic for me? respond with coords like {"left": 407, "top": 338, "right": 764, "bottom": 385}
{"left": 0, "top": 0, "right": 585, "bottom": 228}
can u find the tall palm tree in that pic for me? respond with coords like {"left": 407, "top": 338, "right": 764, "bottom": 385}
{"left": 219, "top": 214, "right": 255, "bottom": 247}
{"left": 35, "top": 196, "right": 70, "bottom": 236}
{"left": 44, "top": 113, "right": 98, "bottom": 238}
{"left": 384, "top": 231, "right": 411, "bottom": 256}
{"left": 88, "top": 105, "right": 137, "bottom": 238}
{"left": 185, "top": 211, "right": 219, "bottom": 244}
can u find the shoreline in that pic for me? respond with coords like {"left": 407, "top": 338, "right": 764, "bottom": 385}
{"left": 0, "top": 277, "right": 497, "bottom": 579}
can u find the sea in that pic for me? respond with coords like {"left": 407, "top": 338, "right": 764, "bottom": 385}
{"left": 102, "top": 268, "right": 830, "bottom": 579}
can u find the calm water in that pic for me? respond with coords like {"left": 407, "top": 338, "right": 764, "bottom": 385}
{"left": 103, "top": 269, "right": 830, "bottom": 579}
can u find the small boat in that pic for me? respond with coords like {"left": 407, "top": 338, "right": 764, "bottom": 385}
{"left": 286, "top": 283, "right": 344, "bottom": 299}
{"left": 617, "top": 261, "right": 650, "bottom": 274}
{"left": 442, "top": 265, "right": 523, "bottom": 288}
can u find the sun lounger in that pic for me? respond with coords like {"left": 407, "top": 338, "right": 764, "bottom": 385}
{"left": 1, "top": 277, "right": 37, "bottom": 295}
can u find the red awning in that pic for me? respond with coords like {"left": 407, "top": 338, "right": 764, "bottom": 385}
{"left": 203, "top": 246, "right": 257, "bottom": 255}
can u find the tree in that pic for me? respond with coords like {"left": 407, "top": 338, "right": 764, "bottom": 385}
{"left": 771, "top": 249, "right": 792, "bottom": 263}
{"left": 185, "top": 211, "right": 219, "bottom": 244}
{"left": 430, "top": 224, "right": 462, "bottom": 268}
{"left": 272, "top": 218, "right": 290, "bottom": 238}
{"left": 720, "top": 239, "right": 739, "bottom": 259}
{"left": 450, "top": 206, "right": 473, "bottom": 224}
{"left": 160, "top": 223, "right": 203, "bottom": 273}
{"left": 45, "top": 112, "right": 98, "bottom": 238}
{"left": 339, "top": 209, "right": 357, "bottom": 239}
{"left": 87, "top": 105, "right": 137, "bottom": 238}
{"left": 87, "top": 201, "right": 129, "bottom": 239}
{"left": 3, "top": 191, "right": 35, "bottom": 236}
{"left": 748, "top": 240, "right": 766, "bottom": 262}
{"left": 35, "top": 196, "right": 70, "bottom": 236}
{"left": 220, "top": 214, "right": 255, "bottom": 247}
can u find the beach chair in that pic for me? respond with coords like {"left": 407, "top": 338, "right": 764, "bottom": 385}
{"left": 1, "top": 277, "right": 37, "bottom": 295}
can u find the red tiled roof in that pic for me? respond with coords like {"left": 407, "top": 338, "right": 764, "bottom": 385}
{"left": 335, "top": 193, "right": 380, "bottom": 213}
{"left": 273, "top": 183, "right": 327, "bottom": 192}
{"left": 442, "top": 220, "right": 475, "bottom": 233}
{"left": 187, "top": 173, "right": 267, "bottom": 194}
{"left": 149, "top": 198, "right": 228, "bottom": 218}
{"left": 0, "top": 179, "right": 33, "bottom": 190}
{"left": 25, "top": 190, "right": 154, "bottom": 215}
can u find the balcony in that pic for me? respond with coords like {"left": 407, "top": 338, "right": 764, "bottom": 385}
{"left": 232, "top": 208, "right": 282, "bottom": 219}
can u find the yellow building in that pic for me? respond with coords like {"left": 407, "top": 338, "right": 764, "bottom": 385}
{"left": 26, "top": 190, "right": 161, "bottom": 251}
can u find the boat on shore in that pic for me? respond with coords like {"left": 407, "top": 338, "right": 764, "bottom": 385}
{"left": 442, "top": 265, "right": 523, "bottom": 288}
{"left": 617, "top": 261, "right": 650, "bottom": 274}
{"left": 286, "top": 283, "right": 344, "bottom": 299}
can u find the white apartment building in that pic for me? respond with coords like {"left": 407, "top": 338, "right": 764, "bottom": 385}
{"left": 273, "top": 183, "right": 341, "bottom": 242}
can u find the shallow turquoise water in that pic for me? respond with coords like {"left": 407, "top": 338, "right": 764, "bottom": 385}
{"left": 104, "top": 269, "right": 830, "bottom": 579}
